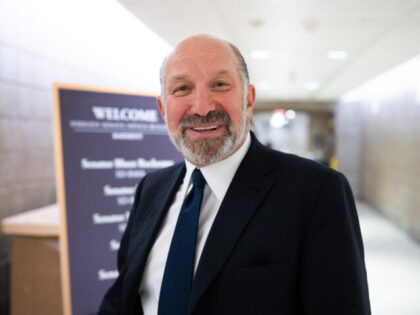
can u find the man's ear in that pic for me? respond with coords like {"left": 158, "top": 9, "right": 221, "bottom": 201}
{"left": 246, "top": 84, "right": 256, "bottom": 115}
{"left": 157, "top": 96, "right": 166, "bottom": 122}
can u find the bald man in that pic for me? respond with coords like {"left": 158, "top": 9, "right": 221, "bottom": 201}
{"left": 98, "top": 35, "right": 371, "bottom": 315}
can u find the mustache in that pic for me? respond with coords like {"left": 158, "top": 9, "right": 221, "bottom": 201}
{"left": 178, "top": 110, "right": 231, "bottom": 128}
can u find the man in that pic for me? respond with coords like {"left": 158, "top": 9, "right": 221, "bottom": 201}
{"left": 98, "top": 35, "right": 371, "bottom": 315}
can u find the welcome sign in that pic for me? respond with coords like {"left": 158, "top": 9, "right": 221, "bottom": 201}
{"left": 53, "top": 84, "right": 182, "bottom": 315}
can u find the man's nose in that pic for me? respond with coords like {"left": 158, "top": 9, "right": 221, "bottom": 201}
{"left": 190, "top": 88, "right": 216, "bottom": 116}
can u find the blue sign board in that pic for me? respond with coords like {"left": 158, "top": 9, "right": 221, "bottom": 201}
{"left": 53, "top": 85, "right": 182, "bottom": 315}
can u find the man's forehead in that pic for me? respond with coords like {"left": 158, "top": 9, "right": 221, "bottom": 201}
{"left": 172, "top": 36, "right": 233, "bottom": 57}
{"left": 168, "top": 37, "right": 236, "bottom": 63}
{"left": 164, "top": 38, "right": 239, "bottom": 80}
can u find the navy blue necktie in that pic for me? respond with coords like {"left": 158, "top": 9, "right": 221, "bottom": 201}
{"left": 158, "top": 169, "right": 206, "bottom": 315}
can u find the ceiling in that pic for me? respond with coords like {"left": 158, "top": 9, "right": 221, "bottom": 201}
{"left": 119, "top": 0, "right": 420, "bottom": 108}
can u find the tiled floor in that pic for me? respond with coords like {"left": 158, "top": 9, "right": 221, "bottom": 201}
{"left": 357, "top": 201, "right": 420, "bottom": 315}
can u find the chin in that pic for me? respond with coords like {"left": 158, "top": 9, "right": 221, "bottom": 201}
{"left": 177, "top": 134, "right": 236, "bottom": 166}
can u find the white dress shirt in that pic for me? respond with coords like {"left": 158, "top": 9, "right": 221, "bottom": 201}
{"left": 139, "top": 133, "right": 251, "bottom": 315}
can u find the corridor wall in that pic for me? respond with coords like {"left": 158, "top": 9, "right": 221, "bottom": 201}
{"left": 336, "top": 54, "right": 420, "bottom": 242}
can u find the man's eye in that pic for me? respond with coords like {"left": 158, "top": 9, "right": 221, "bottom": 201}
{"left": 213, "top": 82, "right": 230, "bottom": 89}
{"left": 173, "top": 86, "right": 190, "bottom": 95}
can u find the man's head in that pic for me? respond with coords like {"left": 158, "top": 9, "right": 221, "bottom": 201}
{"left": 157, "top": 35, "right": 256, "bottom": 167}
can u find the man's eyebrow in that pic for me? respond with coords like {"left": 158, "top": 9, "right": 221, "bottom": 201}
{"left": 167, "top": 75, "right": 189, "bottom": 82}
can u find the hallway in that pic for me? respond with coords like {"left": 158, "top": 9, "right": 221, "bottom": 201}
{"left": 358, "top": 202, "right": 420, "bottom": 315}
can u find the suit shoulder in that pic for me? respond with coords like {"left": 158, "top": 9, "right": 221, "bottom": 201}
{"left": 262, "top": 147, "right": 354, "bottom": 211}
{"left": 266, "top": 147, "right": 341, "bottom": 182}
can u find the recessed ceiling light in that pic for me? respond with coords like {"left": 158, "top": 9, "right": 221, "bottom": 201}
{"left": 302, "top": 17, "right": 319, "bottom": 32}
{"left": 249, "top": 19, "right": 264, "bottom": 28}
{"left": 286, "top": 110, "right": 296, "bottom": 120}
{"left": 250, "top": 50, "right": 271, "bottom": 60}
{"left": 304, "top": 81, "right": 320, "bottom": 91}
{"left": 327, "top": 50, "right": 349, "bottom": 60}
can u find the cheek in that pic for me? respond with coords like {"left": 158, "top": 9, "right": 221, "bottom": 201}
{"left": 165, "top": 102, "right": 186, "bottom": 128}
{"left": 224, "top": 102, "right": 245, "bottom": 123}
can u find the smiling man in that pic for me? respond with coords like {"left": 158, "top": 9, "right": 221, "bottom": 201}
{"left": 98, "top": 35, "right": 371, "bottom": 315}
{"left": 157, "top": 36, "right": 254, "bottom": 166}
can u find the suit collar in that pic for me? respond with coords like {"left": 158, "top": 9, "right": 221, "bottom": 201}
{"left": 188, "top": 133, "right": 275, "bottom": 314}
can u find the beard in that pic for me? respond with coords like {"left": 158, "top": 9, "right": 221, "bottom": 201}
{"left": 167, "top": 104, "right": 250, "bottom": 166}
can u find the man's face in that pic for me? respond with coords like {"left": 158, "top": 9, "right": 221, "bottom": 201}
{"left": 157, "top": 37, "right": 255, "bottom": 166}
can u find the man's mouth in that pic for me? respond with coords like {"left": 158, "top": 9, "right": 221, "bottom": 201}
{"left": 185, "top": 123, "right": 225, "bottom": 137}
{"left": 191, "top": 125, "right": 219, "bottom": 131}
{"left": 179, "top": 111, "right": 231, "bottom": 138}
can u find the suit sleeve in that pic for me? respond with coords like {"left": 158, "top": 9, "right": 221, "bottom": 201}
{"left": 300, "top": 172, "right": 371, "bottom": 314}
{"left": 97, "top": 176, "right": 147, "bottom": 315}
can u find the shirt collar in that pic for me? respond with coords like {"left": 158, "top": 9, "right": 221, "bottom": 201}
{"left": 185, "top": 132, "right": 251, "bottom": 202}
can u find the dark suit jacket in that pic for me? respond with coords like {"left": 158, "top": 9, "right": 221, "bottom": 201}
{"left": 98, "top": 134, "right": 371, "bottom": 315}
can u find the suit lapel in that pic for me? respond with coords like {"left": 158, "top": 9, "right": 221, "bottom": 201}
{"left": 188, "top": 138, "right": 275, "bottom": 313}
{"left": 128, "top": 163, "right": 186, "bottom": 283}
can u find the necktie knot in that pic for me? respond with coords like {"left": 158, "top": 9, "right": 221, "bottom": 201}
{"left": 192, "top": 169, "right": 206, "bottom": 188}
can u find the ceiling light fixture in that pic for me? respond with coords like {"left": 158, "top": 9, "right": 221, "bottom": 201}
{"left": 327, "top": 50, "right": 349, "bottom": 60}
{"left": 286, "top": 110, "right": 296, "bottom": 120}
{"left": 249, "top": 19, "right": 264, "bottom": 28}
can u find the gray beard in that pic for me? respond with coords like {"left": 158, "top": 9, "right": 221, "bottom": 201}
{"left": 168, "top": 106, "right": 250, "bottom": 166}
